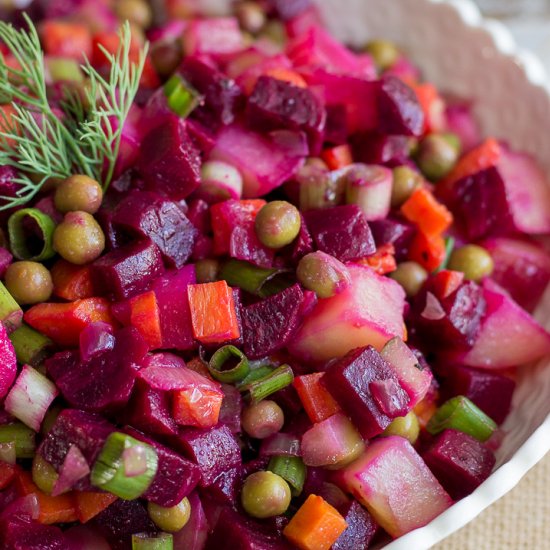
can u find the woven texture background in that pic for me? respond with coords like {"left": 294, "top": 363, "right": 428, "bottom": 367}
{"left": 433, "top": 452, "right": 550, "bottom": 549}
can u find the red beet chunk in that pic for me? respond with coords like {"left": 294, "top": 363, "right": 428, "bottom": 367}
{"left": 179, "top": 56, "right": 243, "bottom": 129}
{"left": 92, "top": 238, "right": 165, "bottom": 300}
{"left": 0, "top": 166, "right": 18, "bottom": 200}
{"left": 112, "top": 190, "right": 197, "bottom": 269}
{"left": 369, "top": 217, "right": 415, "bottom": 261}
{"left": 332, "top": 501, "right": 378, "bottom": 550}
{"left": 46, "top": 327, "right": 148, "bottom": 413}
{"left": 1, "top": 517, "right": 69, "bottom": 550}
{"left": 413, "top": 281, "right": 486, "bottom": 352}
{"left": 176, "top": 424, "right": 242, "bottom": 487}
{"left": 422, "top": 429, "right": 496, "bottom": 500}
{"left": 241, "top": 284, "right": 304, "bottom": 359}
{"left": 246, "top": 76, "right": 325, "bottom": 153}
{"left": 124, "top": 427, "right": 201, "bottom": 507}
{"left": 138, "top": 116, "right": 201, "bottom": 200}
{"left": 441, "top": 365, "right": 515, "bottom": 425}
{"left": 377, "top": 75, "right": 424, "bottom": 137}
{"left": 322, "top": 346, "right": 410, "bottom": 438}
{"left": 352, "top": 132, "right": 412, "bottom": 168}
{"left": 304, "top": 205, "right": 376, "bottom": 262}
{"left": 202, "top": 466, "right": 241, "bottom": 505}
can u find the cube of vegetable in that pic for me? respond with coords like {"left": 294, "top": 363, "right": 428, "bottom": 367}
{"left": 127, "top": 291, "right": 162, "bottom": 350}
{"left": 339, "top": 436, "right": 452, "bottom": 538}
{"left": 183, "top": 17, "right": 244, "bottom": 56}
{"left": 0, "top": 321, "right": 17, "bottom": 400}
{"left": 293, "top": 373, "right": 341, "bottom": 423}
{"left": 331, "top": 501, "right": 378, "bottom": 550}
{"left": 187, "top": 281, "right": 240, "bottom": 345}
{"left": 0, "top": 281, "right": 23, "bottom": 333}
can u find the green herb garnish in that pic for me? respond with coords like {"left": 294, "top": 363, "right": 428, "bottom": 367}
{"left": 0, "top": 15, "right": 147, "bottom": 210}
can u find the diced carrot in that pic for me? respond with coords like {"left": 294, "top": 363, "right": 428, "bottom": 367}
{"left": 411, "top": 82, "right": 445, "bottom": 134}
{"left": 51, "top": 260, "right": 95, "bottom": 301}
{"left": 15, "top": 470, "right": 78, "bottom": 524}
{"left": 187, "top": 281, "right": 240, "bottom": 344}
{"left": 264, "top": 67, "right": 308, "bottom": 88}
{"left": 401, "top": 187, "right": 453, "bottom": 237}
{"left": 283, "top": 494, "right": 348, "bottom": 550}
{"left": 24, "top": 297, "right": 117, "bottom": 347}
{"left": 408, "top": 231, "right": 446, "bottom": 273}
{"left": 293, "top": 373, "right": 342, "bottom": 423}
{"left": 128, "top": 291, "right": 162, "bottom": 350}
{"left": 172, "top": 386, "right": 224, "bottom": 428}
{"left": 0, "top": 104, "right": 20, "bottom": 147}
{"left": 0, "top": 461, "right": 16, "bottom": 490}
{"left": 40, "top": 20, "right": 92, "bottom": 61}
{"left": 73, "top": 491, "right": 117, "bottom": 523}
{"left": 429, "top": 269, "right": 464, "bottom": 300}
{"left": 321, "top": 144, "right": 353, "bottom": 170}
{"left": 359, "top": 243, "right": 397, "bottom": 275}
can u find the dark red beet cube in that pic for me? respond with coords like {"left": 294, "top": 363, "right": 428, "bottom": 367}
{"left": 377, "top": 75, "right": 424, "bottom": 137}
{"left": 138, "top": 116, "right": 201, "bottom": 200}
{"left": 442, "top": 366, "right": 515, "bottom": 425}
{"left": 112, "top": 190, "right": 197, "bottom": 268}
{"left": 422, "top": 429, "right": 496, "bottom": 500}
{"left": 176, "top": 424, "right": 242, "bottom": 487}
{"left": 322, "top": 346, "right": 410, "bottom": 438}
{"left": 2, "top": 517, "right": 69, "bottom": 550}
{"left": 332, "top": 501, "right": 378, "bottom": 550}
{"left": 352, "top": 132, "right": 412, "bottom": 168}
{"left": 92, "top": 238, "right": 165, "bottom": 300}
{"left": 202, "top": 466, "right": 241, "bottom": 505}
{"left": 369, "top": 217, "right": 415, "bottom": 261}
{"left": 246, "top": 75, "right": 325, "bottom": 153}
{"left": 241, "top": 284, "right": 304, "bottom": 359}
{"left": 304, "top": 205, "right": 376, "bottom": 262}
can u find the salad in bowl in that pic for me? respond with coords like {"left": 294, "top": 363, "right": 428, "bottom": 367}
{"left": 0, "top": 0, "right": 550, "bottom": 548}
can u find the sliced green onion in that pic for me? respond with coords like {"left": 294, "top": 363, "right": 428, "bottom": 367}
{"left": 8, "top": 208, "right": 56, "bottom": 261}
{"left": 132, "top": 532, "right": 174, "bottom": 550}
{"left": 0, "top": 423, "right": 36, "bottom": 458}
{"left": 208, "top": 345, "right": 250, "bottom": 383}
{"left": 427, "top": 395, "right": 497, "bottom": 442}
{"left": 91, "top": 432, "right": 158, "bottom": 500}
{"left": 164, "top": 74, "right": 201, "bottom": 118}
{"left": 219, "top": 259, "right": 294, "bottom": 298}
{"left": 237, "top": 362, "right": 275, "bottom": 388}
{"left": 0, "top": 281, "right": 23, "bottom": 332}
{"left": 9, "top": 324, "right": 52, "bottom": 366}
{"left": 268, "top": 455, "right": 306, "bottom": 496}
{"left": 298, "top": 165, "right": 345, "bottom": 211}
{"left": 241, "top": 365, "right": 294, "bottom": 405}
{"left": 434, "top": 236, "right": 455, "bottom": 274}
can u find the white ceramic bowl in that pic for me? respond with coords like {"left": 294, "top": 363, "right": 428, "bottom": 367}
{"left": 313, "top": 0, "right": 550, "bottom": 548}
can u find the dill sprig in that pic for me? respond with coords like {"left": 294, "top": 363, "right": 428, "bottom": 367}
{"left": 0, "top": 15, "right": 147, "bottom": 211}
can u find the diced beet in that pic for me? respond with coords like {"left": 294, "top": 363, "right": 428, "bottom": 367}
{"left": 38, "top": 409, "right": 113, "bottom": 482}
{"left": 176, "top": 424, "right": 242, "bottom": 487}
{"left": 304, "top": 205, "right": 375, "bottom": 262}
{"left": 287, "top": 213, "right": 313, "bottom": 264}
{"left": 352, "top": 133, "right": 412, "bottom": 169}
{"left": 412, "top": 281, "right": 486, "bottom": 352}
{"left": 183, "top": 17, "right": 244, "bottom": 57}
{"left": 242, "top": 284, "right": 304, "bottom": 359}
{"left": 481, "top": 238, "right": 550, "bottom": 312}
{"left": 111, "top": 190, "right": 197, "bottom": 268}
{"left": 46, "top": 327, "right": 148, "bottom": 412}
{"left": 2, "top": 517, "right": 69, "bottom": 550}
{"left": 0, "top": 322, "right": 17, "bottom": 400}
{"left": 377, "top": 75, "right": 424, "bottom": 137}
{"left": 124, "top": 427, "right": 201, "bottom": 507}
{"left": 219, "top": 383, "right": 243, "bottom": 434}
{"left": 93, "top": 499, "right": 156, "bottom": 550}
{"left": 138, "top": 116, "right": 201, "bottom": 200}
{"left": 205, "top": 507, "right": 292, "bottom": 550}
{"left": 422, "top": 429, "right": 496, "bottom": 500}
{"left": 441, "top": 365, "right": 515, "bottom": 425}
{"left": 203, "top": 466, "right": 241, "bottom": 505}
{"left": 172, "top": 492, "right": 208, "bottom": 550}
{"left": 92, "top": 238, "right": 165, "bottom": 300}
{"left": 246, "top": 76, "right": 325, "bottom": 153}
{"left": 324, "top": 104, "right": 348, "bottom": 145}
{"left": 152, "top": 266, "right": 196, "bottom": 350}
{"left": 322, "top": 346, "right": 411, "bottom": 438}
{"left": 211, "top": 123, "right": 307, "bottom": 197}
{"left": 186, "top": 199, "right": 211, "bottom": 233}
{"left": 339, "top": 436, "right": 452, "bottom": 538}
{"left": 444, "top": 103, "right": 480, "bottom": 152}
{"left": 126, "top": 379, "right": 178, "bottom": 436}
{"left": 332, "top": 501, "right": 378, "bottom": 550}
{"left": 0, "top": 247, "right": 13, "bottom": 278}
{"left": 369, "top": 217, "right": 415, "bottom": 261}
{"left": 179, "top": 56, "right": 243, "bottom": 129}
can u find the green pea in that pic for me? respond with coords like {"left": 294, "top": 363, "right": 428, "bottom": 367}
{"left": 391, "top": 166, "right": 423, "bottom": 207}
{"left": 448, "top": 244, "right": 494, "bottom": 282}
{"left": 54, "top": 174, "right": 103, "bottom": 214}
{"left": 297, "top": 251, "right": 351, "bottom": 299}
{"left": 32, "top": 454, "right": 58, "bottom": 495}
{"left": 364, "top": 39, "right": 400, "bottom": 70}
{"left": 4, "top": 261, "right": 53, "bottom": 305}
{"left": 383, "top": 411, "right": 420, "bottom": 444}
{"left": 417, "top": 134, "right": 460, "bottom": 181}
{"left": 255, "top": 201, "right": 301, "bottom": 249}
{"left": 148, "top": 498, "right": 191, "bottom": 532}
{"left": 242, "top": 400, "right": 284, "bottom": 439}
{"left": 241, "top": 471, "right": 291, "bottom": 519}
{"left": 389, "top": 261, "right": 428, "bottom": 298}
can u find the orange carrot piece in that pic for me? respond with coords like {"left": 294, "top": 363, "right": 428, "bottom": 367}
{"left": 187, "top": 281, "right": 240, "bottom": 344}
{"left": 264, "top": 67, "right": 308, "bottom": 88}
{"left": 293, "top": 373, "right": 342, "bottom": 424}
{"left": 401, "top": 187, "right": 453, "bottom": 237}
{"left": 15, "top": 471, "right": 78, "bottom": 524}
{"left": 24, "top": 297, "right": 117, "bottom": 347}
{"left": 430, "top": 269, "right": 464, "bottom": 300}
{"left": 321, "top": 144, "right": 353, "bottom": 170}
{"left": 51, "top": 260, "right": 95, "bottom": 301}
{"left": 359, "top": 243, "right": 397, "bottom": 275}
{"left": 40, "top": 20, "right": 92, "bottom": 60}
{"left": 283, "top": 494, "right": 348, "bottom": 550}
{"left": 128, "top": 291, "right": 163, "bottom": 350}
{"left": 73, "top": 491, "right": 117, "bottom": 523}
{"left": 172, "top": 386, "right": 224, "bottom": 428}
{"left": 411, "top": 82, "right": 445, "bottom": 134}
{"left": 408, "top": 231, "right": 446, "bottom": 273}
